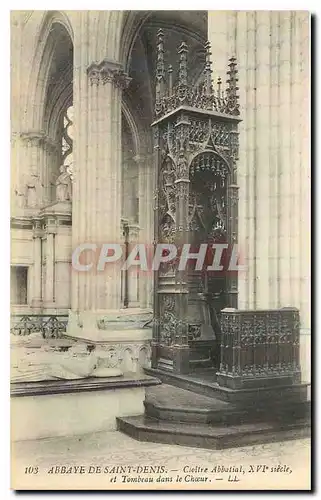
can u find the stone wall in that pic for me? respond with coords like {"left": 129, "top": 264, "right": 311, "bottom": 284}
{"left": 208, "top": 11, "right": 310, "bottom": 382}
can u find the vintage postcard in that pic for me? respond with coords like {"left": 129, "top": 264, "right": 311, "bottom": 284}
{"left": 10, "top": 10, "right": 311, "bottom": 491}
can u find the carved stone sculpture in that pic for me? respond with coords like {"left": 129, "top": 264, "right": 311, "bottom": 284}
{"left": 56, "top": 165, "right": 72, "bottom": 201}
{"left": 26, "top": 176, "right": 39, "bottom": 208}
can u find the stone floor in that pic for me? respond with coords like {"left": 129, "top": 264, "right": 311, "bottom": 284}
{"left": 12, "top": 431, "right": 311, "bottom": 490}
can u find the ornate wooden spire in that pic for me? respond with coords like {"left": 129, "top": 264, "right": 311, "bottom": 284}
{"left": 155, "top": 29, "right": 165, "bottom": 109}
{"left": 204, "top": 41, "right": 213, "bottom": 96}
{"left": 178, "top": 41, "right": 188, "bottom": 88}
{"left": 168, "top": 64, "right": 173, "bottom": 96}
{"left": 154, "top": 32, "right": 240, "bottom": 118}
{"left": 226, "top": 56, "right": 239, "bottom": 115}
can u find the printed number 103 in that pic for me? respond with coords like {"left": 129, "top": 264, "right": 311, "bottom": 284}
{"left": 25, "top": 466, "right": 39, "bottom": 474}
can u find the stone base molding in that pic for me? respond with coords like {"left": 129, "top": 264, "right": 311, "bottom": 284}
{"left": 66, "top": 308, "right": 153, "bottom": 374}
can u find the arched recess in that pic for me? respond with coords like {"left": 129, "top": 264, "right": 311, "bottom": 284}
{"left": 20, "top": 15, "right": 74, "bottom": 207}
{"left": 119, "top": 11, "right": 208, "bottom": 310}
{"left": 120, "top": 95, "right": 153, "bottom": 221}
{"left": 189, "top": 149, "right": 232, "bottom": 318}
{"left": 21, "top": 11, "right": 74, "bottom": 133}
{"left": 121, "top": 99, "right": 141, "bottom": 160}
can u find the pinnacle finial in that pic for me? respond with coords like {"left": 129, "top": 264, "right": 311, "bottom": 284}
{"left": 156, "top": 29, "right": 165, "bottom": 83}
{"left": 204, "top": 41, "right": 213, "bottom": 95}
{"left": 155, "top": 29, "right": 166, "bottom": 114}
{"left": 178, "top": 41, "right": 188, "bottom": 87}
{"left": 168, "top": 64, "right": 173, "bottom": 96}
{"left": 217, "top": 76, "right": 222, "bottom": 99}
{"left": 226, "top": 56, "right": 240, "bottom": 115}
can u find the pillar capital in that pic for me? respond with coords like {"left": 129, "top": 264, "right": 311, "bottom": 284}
{"left": 19, "top": 131, "right": 60, "bottom": 153}
{"left": 19, "top": 131, "right": 44, "bottom": 147}
{"left": 87, "top": 58, "right": 131, "bottom": 89}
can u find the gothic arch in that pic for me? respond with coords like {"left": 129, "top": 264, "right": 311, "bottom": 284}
{"left": 189, "top": 149, "right": 232, "bottom": 176}
{"left": 121, "top": 100, "right": 140, "bottom": 158}
{"left": 44, "top": 66, "right": 73, "bottom": 142}
{"left": 21, "top": 11, "right": 74, "bottom": 133}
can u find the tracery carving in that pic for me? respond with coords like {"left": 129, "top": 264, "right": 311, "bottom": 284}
{"left": 159, "top": 213, "right": 176, "bottom": 244}
{"left": 160, "top": 157, "right": 176, "bottom": 218}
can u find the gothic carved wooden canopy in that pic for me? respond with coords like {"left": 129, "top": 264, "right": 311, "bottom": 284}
{"left": 151, "top": 29, "right": 242, "bottom": 375}
{"left": 154, "top": 29, "right": 240, "bottom": 119}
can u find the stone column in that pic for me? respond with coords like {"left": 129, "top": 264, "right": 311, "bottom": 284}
{"left": 278, "top": 12, "right": 292, "bottom": 307}
{"left": 135, "top": 154, "right": 154, "bottom": 309}
{"left": 42, "top": 138, "right": 61, "bottom": 206}
{"left": 44, "top": 222, "right": 56, "bottom": 308}
{"left": 68, "top": 52, "right": 131, "bottom": 339}
{"left": 127, "top": 223, "right": 140, "bottom": 307}
{"left": 299, "top": 13, "right": 310, "bottom": 333}
{"left": 31, "top": 218, "right": 42, "bottom": 308}
{"left": 209, "top": 11, "right": 310, "bottom": 312}
{"left": 13, "top": 133, "right": 61, "bottom": 210}
{"left": 268, "top": 11, "right": 282, "bottom": 309}
{"left": 298, "top": 13, "right": 310, "bottom": 385}
{"left": 208, "top": 11, "right": 310, "bottom": 385}
{"left": 255, "top": 12, "right": 273, "bottom": 308}
{"left": 12, "top": 133, "right": 44, "bottom": 210}
{"left": 235, "top": 11, "right": 248, "bottom": 310}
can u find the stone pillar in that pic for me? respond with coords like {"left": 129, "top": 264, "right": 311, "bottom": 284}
{"left": 44, "top": 224, "right": 56, "bottom": 308}
{"left": 122, "top": 154, "right": 137, "bottom": 223}
{"left": 208, "top": 11, "right": 310, "bottom": 311}
{"left": 278, "top": 12, "right": 292, "bottom": 307}
{"left": 42, "top": 138, "right": 61, "bottom": 206}
{"left": 135, "top": 154, "right": 154, "bottom": 309}
{"left": 11, "top": 133, "right": 25, "bottom": 212}
{"left": 19, "top": 133, "right": 45, "bottom": 208}
{"left": 268, "top": 11, "right": 282, "bottom": 309}
{"left": 298, "top": 13, "right": 310, "bottom": 385}
{"left": 120, "top": 218, "right": 129, "bottom": 307}
{"left": 68, "top": 52, "right": 132, "bottom": 339}
{"left": 127, "top": 223, "right": 140, "bottom": 307}
{"left": 31, "top": 218, "right": 42, "bottom": 307}
{"left": 299, "top": 13, "right": 310, "bottom": 333}
{"left": 209, "top": 11, "right": 310, "bottom": 385}
{"left": 12, "top": 132, "right": 61, "bottom": 210}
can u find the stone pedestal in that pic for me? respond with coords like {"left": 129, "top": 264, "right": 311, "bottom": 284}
{"left": 67, "top": 308, "right": 153, "bottom": 374}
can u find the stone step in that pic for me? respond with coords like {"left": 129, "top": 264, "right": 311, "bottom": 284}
{"left": 144, "top": 398, "right": 311, "bottom": 426}
{"left": 117, "top": 415, "right": 311, "bottom": 450}
{"left": 144, "top": 384, "right": 311, "bottom": 425}
{"left": 144, "top": 367, "right": 309, "bottom": 404}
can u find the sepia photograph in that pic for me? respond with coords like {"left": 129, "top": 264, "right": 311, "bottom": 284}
{"left": 10, "top": 9, "right": 311, "bottom": 491}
